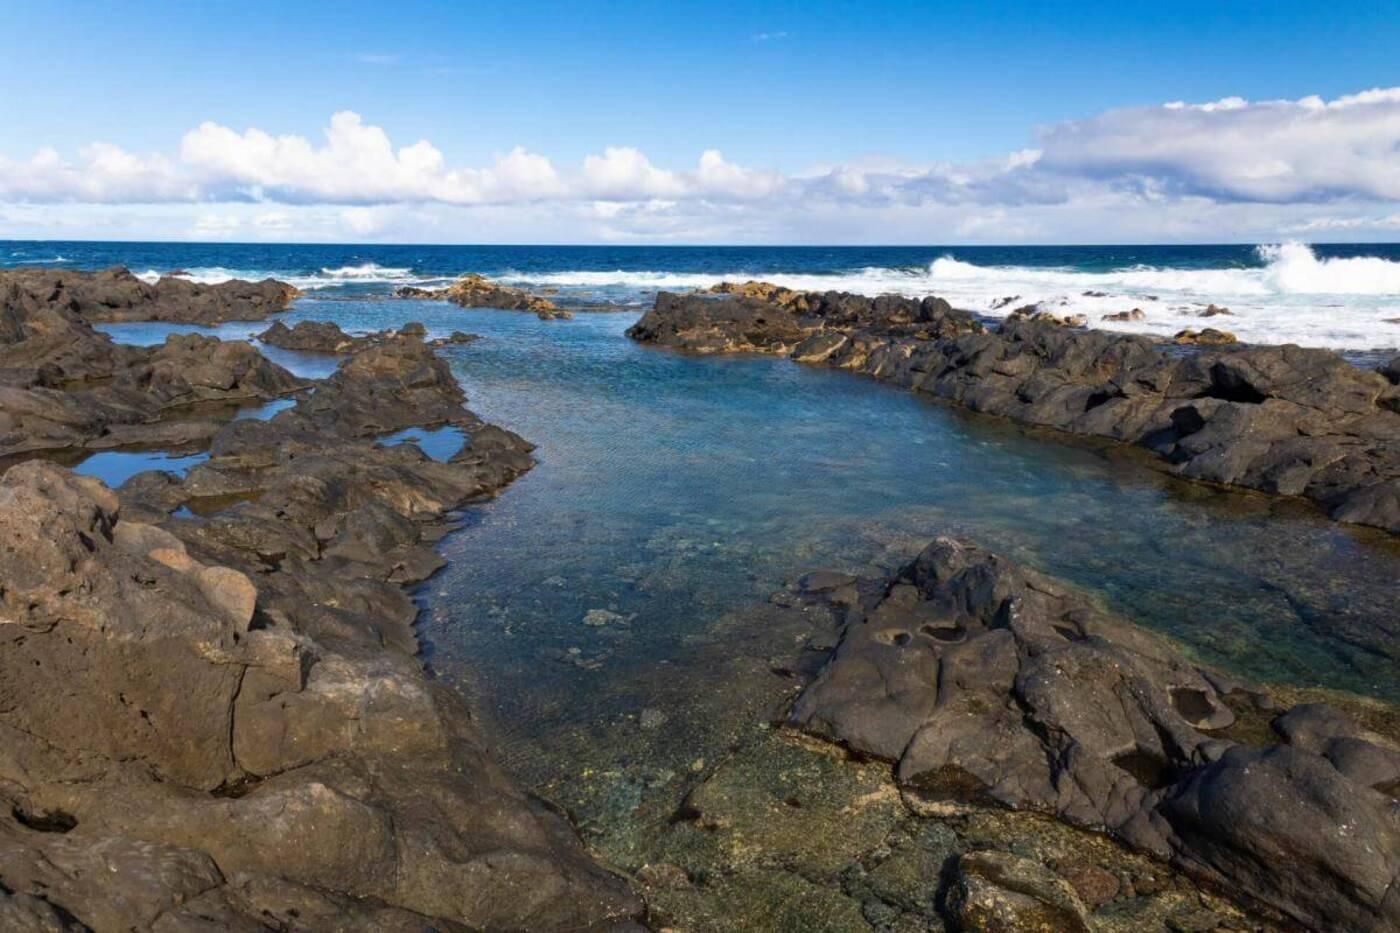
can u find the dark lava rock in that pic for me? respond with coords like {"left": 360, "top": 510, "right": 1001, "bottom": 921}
{"left": 1102, "top": 308, "right": 1146, "bottom": 322}
{"left": 0, "top": 276, "right": 306, "bottom": 459}
{"left": 260, "top": 320, "right": 473, "bottom": 355}
{"left": 0, "top": 266, "right": 298, "bottom": 324}
{"left": 628, "top": 287, "right": 982, "bottom": 356}
{"left": 787, "top": 536, "right": 1400, "bottom": 930}
{"left": 1174, "top": 327, "right": 1237, "bottom": 345}
{"left": 397, "top": 273, "right": 571, "bottom": 319}
{"left": 258, "top": 319, "right": 369, "bottom": 352}
{"left": 1007, "top": 305, "right": 1087, "bottom": 327}
{"left": 629, "top": 285, "right": 1400, "bottom": 533}
{"left": 0, "top": 334, "right": 642, "bottom": 928}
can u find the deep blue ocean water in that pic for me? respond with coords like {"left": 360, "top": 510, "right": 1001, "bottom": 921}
{"left": 6, "top": 239, "right": 1400, "bottom": 277}
{"left": 8, "top": 238, "right": 1400, "bottom": 349}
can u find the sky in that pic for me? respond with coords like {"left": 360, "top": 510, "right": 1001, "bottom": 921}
{"left": 2, "top": 0, "right": 1400, "bottom": 244}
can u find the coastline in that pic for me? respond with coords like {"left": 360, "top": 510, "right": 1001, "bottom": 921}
{"left": 627, "top": 283, "right": 1400, "bottom": 534}
{"left": 0, "top": 268, "right": 643, "bottom": 929}
{"left": 0, "top": 265, "right": 1397, "bottom": 931}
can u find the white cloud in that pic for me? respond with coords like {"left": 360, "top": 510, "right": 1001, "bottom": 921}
{"left": 1037, "top": 89, "right": 1400, "bottom": 202}
{"left": 582, "top": 147, "right": 687, "bottom": 199}
{"left": 2, "top": 91, "right": 1400, "bottom": 242}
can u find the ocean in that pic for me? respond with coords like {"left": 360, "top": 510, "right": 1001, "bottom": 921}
{"left": 5, "top": 240, "right": 1400, "bottom": 350}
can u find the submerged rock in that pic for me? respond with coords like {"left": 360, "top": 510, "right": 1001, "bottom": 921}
{"left": 787, "top": 536, "right": 1400, "bottom": 931}
{"left": 629, "top": 284, "right": 1400, "bottom": 533}
{"left": 945, "top": 850, "right": 1090, "bottom": 933}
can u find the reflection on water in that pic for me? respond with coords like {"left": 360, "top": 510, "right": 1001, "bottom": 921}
{"left": 379, "top": 425, "right": 466, "bottom": 461}
{"left": 234, "top": 397, "right": 296, "bottom": 421}
{"left": 74, "top": 450, "right": 209, "bottom": 488}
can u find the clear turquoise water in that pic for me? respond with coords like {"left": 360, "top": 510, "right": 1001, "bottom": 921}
{"left": 99, "top": 299, "right": 1399, "bottom": 710}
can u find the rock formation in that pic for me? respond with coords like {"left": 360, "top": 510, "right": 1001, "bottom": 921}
{"left": 0, "top": 266, "right": 298, "bottom": 325}
{"left": 0, "top": 278, "right": 305, "bottom": 460}
{"left": 258, "top": 319, "right": 479, "bottom": 354}
{"left": 788, "top": 537, "right": 1400, "bottom": 931}
{"left": 397, "top": 273, "right": 572, "bottom": 319}
{"left": 628, "top": 286, "right": 1400, "bottom": 533}
{"left": 0, "top": 326, "right": 642, "bottom": 927}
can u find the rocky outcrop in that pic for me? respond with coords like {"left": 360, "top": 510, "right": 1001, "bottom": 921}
{"left": 0, "top": 334, "right": 643, "bottom": 930}
{"left": 258, "top": 319, "right": 370, "bottom": 353}
{"left": 0, "top": 266, "right": 298, "bottom": 324}
{"left": 258, "top": 319, "right": 479, "bottom": 354}
{"left": 397, "top": 273, "right": 572, "bottom": 319}
{"left": 0, "top": 282, "right": 305, "bottom": 460}
{"left": 788, "top": 537, "right": 1400, "bottom": 931}
{"left": 630, "top": 288, "right": 983, "bottom": 355}
{"left": 628, "top": 286, "right": 1400, "bottom": 533}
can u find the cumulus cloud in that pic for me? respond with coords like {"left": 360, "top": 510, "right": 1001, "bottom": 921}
{"left": 2, "top": 90, "right": 1400, "bottom": 241}
{"left": 1037, "top": 88, "right": 1400, "bottom": 202}
{"left": 0, "top": 145, "right": 191, "bottom": 202}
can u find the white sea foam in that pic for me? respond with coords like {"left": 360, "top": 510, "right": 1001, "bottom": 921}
{"left": 504, "top": 244, "right": 1400, "bottom": 350}
{"left": 2, "top": 254, "right": 70, "bottom": 265}
{"left": 135, "top": 262, "right": 447, "bottom": 290}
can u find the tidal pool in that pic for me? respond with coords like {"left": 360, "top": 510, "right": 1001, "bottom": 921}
{"left": 98, "top": 301, "right": 1400, "bottom": 777}
{"left": 73, "top": 449, "right": 209, "bottom": 488}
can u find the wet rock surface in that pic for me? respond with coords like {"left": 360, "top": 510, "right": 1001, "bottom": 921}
{"left": 0, "top": 330, "right": 642, "bottom": 928}
{"left": 0, "top": 266, "right": 298, "bottom": 325}
{"left": 787, "top": 536, "right": 1400, "bottom": 931}
{"left": 398, "top": 272, "right": 573, "bottom": 319}
{"left": 628, "top": 285, "right": 1400, "bottom": 533}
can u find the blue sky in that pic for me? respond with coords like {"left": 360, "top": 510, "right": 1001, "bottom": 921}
{"left": 3, "top": 0, "right": 1400, "bottom": 243}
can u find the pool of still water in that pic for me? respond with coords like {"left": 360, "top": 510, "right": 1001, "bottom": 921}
{"left": 100, "top": 301, "right": 1400, "bottom": 782}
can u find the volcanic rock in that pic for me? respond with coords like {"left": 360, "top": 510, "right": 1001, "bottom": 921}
{"left": 787, "top": 536, "right": 1400, "bottom": 930}
{"left": 0, "top": 266, "right": 297, "bottom": 324}
{"left": 628, "top": 284, "right": 1400, "bottom": 533}
{"left": 1174, "top": 327, "right": 1237, "bottom": 345}
{"left": 397, "top": 273, "right": 571, "bottom": 319}
{"left": 0, "top": 334, "right": 642, "bottom": 928}
{"left": 1102, "top": 308, "right": 1146, "bottom": 322}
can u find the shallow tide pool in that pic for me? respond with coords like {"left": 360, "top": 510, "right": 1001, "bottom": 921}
{"left": 99, "top": 301, "right": 1400, "bottom": 778}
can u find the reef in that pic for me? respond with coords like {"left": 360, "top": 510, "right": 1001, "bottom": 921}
{"left": 628, "top": 283, "right": 1400, "bottom": 532}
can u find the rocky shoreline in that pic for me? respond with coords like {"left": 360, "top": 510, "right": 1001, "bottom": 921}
{"left": 3, "top": 266, "right": 299, "bottom": 325}
{"left": 627, "top": 283, "right": 1400, "bottom": 533}
{"left": 0, "top": 270, "right": 643, "bottom": 929}
{"left": 784, "top": 538, "right": 1399, "bottom": 931}
{"left": 3, "top": 266, "right": 1398, "bottom": 931}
